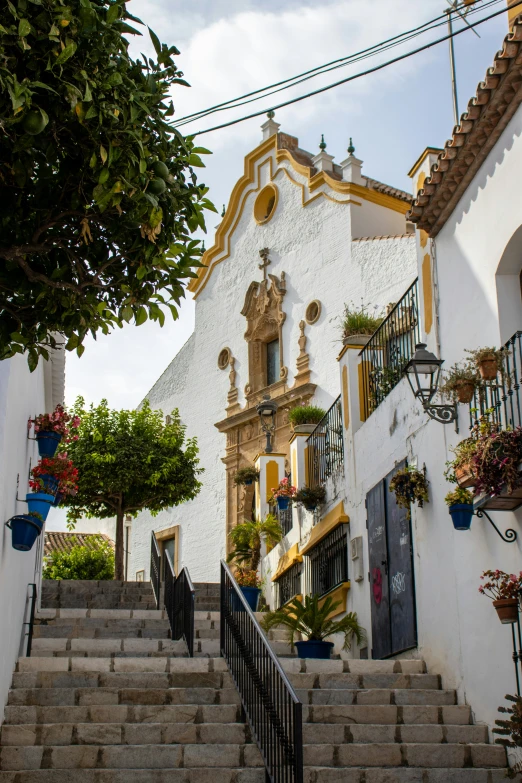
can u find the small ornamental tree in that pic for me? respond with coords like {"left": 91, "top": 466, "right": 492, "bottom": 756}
{"left": 43, "top": 535, "right": 115, "bottom": 580}
{"left": 0, "top": 0, "right": 216, "bottom": 369}
{"left": 62, "top": 398, "right": 203, "bottom": 579}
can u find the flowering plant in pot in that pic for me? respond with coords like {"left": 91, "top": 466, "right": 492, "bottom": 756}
{"left": 233, "top": 466, "right": 260, "bottom": 486}
{"left": 440, "top": 362, "right": 480, "bottom": 404}
{"left": 227, "top": 515, "right": 282, "bottom": 612}
{"left": 262, "top": 594, "right": 366, "bottom": 660}
{"left": 294, "top": 485, "right": 326, "bottom": 512}
{"left": 270, "top": 477, "right": 297, "bottom": 510}
{"left": 29, "top": 454, "right": 79, "bottom": 498}
{"left": 288, "top": 404, "right": 325, "bottom": 432}
{"left": 466, "top": 346, "right": 505, "bottom": 381}
{"left": 388, "top": 466, "right": 429, "bottom": 520}
{"left": 445, "top": 487, "right": 474, "bottom": 531}
{"left": 445, "top": 437, "right": 478, "bottom": 489}
{"left": 472, "top": 427, "right": 522, "bottom": 498}
{"left": 479, "top": 569, "right": 522, "bottom": 624}
{"left": 29, "top": 405, "right": 81, "bottom": 457}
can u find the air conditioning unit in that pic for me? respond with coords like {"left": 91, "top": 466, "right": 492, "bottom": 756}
{"left": 350, "top": 536, "right": 364, "bottom": 582}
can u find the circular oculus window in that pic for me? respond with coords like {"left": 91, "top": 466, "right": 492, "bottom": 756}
{"left": 217, "top": 348, "right": 231, "bottom": 370}
{"left": 305, "top": 300, "right": 321, "bottom": 325}
{"left": 254, "top": 184, "right": 278, "bottom": 225}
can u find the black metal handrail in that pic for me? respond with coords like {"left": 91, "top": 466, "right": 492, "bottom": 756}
{"left": 303, "top": 524, "right": 349, "bottom": 598}
{"left": 220, "top": 560, "right": 303, "bottom": 783}
{"left": 306, "top": 395, "right": 343, "bottom": 486}
{"left": 23, "top": 583, "right": 37, "bottom": 657}
{"left": 270, "top": 502, "right": 293, "bottom": 536}
{"left": 274, "top": 562, "right": 301, "bottom": 609}
{"left": 359, "top": 278, "right": 420, "bottom": 420}
{"left": 150, "top": 531, "right": 161, "bottom": 610}
{"left": 469, "top": 330, "right": 522, "bottom": 431}
{"left": 164, "top": 553, "right": 195, "bottom": 657}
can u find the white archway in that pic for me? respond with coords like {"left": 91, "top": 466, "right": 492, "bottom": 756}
{"left": 496, "top": 224, "right": 522, "bottom": 344}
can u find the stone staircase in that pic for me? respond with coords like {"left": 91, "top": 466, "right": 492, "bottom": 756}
{"left": 0, "top": 579, "right": 508, "bottom": 781}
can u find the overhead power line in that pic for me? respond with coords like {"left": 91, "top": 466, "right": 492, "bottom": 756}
{"left": 173, "top": 0, "right": 502, "bottom": 128}
{"left": 187, "top": 0, "right": 519, "bottom": 137}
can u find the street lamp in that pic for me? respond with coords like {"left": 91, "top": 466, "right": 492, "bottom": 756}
{"left": 256, "top": 394, "right": 278, "bottom": 453}
{"left": 403, "top": 343, "right": 458, "bottom": 430}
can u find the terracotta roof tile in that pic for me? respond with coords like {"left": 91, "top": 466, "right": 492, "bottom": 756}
{"left": 44, "top": 531, "right": 114, "bottom": 557}
{"left": 409, "top": 16, "right": 522, "bottom": 235}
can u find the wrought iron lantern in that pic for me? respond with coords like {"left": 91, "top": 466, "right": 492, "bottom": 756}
{"left": 403, "top": 343, "right": 458, "bottom": 429}
{"left": 256, "top": 394, "right": 278, "bottom": 453}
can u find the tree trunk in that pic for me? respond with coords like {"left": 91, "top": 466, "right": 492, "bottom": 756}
{"left": 115, "top": 503, "right": 125, "bottom": 581}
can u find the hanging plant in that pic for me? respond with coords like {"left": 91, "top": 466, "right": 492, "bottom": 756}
{"left": 465, "top": 346, "right": 506, "bottom": 381}
{"left": 440, "top": 361, "right": 480, "bottom": 404}
{"left": 294, "top": 485, "right": 326, "bottom": 511}
{"left": 388, "top": 466, "right": 429, "bottom": 519}
{"left": 472, "top": 427, "right": 522, "bottom": 497}
{"left": 478, "top": 569, "right": 522, "bottom": 624}
{"left": 30, "top": 455, "right": 79, "bottom": 497}
{"left": 233, "top": 466, "right": 260, "bottom": 486}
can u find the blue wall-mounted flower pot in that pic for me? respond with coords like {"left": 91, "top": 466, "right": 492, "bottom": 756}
{"left": 36, "top": 431, "right": 62, "bottom": 458}
{"left": 7, "top": 514, "right": 43, "bottom": 552}
{"left": 277, "top": 496, "right": 290, "bottom": 511}
{"left": 26, "top": 492, "right": 54, "bottom": 521}
{"left": 39, "top": 474, "right": 59, "bottom": 495}
{"left": 53, "top": 492, "right": 63, "bottom": 508}
{"left": 295, "top": 640, "right": 334, "bottom": 659}
{"left": 449, "top": 504, "right": 473, "bottom": 531}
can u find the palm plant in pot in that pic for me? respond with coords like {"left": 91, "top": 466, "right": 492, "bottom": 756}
{"left": 227, "top": 515, "right": 282, "bottom": 611}
{"left": 262, "top": 594, "right": 366, "bottom": 659}
{"left": 294, "top": 485, "right": 326, "bottom": 512}
{"left": 440, "top": 361, "right": 480, "bottom": 404}
{"left": 445, "top": 487, "right": 475, "bottom": 531}
{"left": 233, "top": 466, "right": 260, "bottom": 486}
{"left": 479, "top": 570, "right": 522, "bottom": 624}
{"left": 270, "top": 477, "right": 297, "bottom": 511}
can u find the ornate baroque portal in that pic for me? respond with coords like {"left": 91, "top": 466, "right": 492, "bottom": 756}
{"left": 215, "top": 248, "right": 317, "bottom": 547}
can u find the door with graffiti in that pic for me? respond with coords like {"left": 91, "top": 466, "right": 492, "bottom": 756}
{"left": 366, "top": 461, "right": 417, "bottom": 659}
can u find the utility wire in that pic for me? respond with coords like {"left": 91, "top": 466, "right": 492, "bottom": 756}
{"left": 189, "top": 0, "right": 519, "bottom": 136}
{"left": 173, "top": 0, "right": 502, "bottom": 128}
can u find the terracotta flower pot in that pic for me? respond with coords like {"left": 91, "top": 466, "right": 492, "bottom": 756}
{"left": 478, "top": 355, "right": 498, "bottom": 381}
{"left": 493, "top": 598, "right": 519, "bottom": 624}
{"left": 455, "top": 463, "right": 475, "bottom": 489}
{"left": 454, "top": 380, "right": 476, "bottom": 404}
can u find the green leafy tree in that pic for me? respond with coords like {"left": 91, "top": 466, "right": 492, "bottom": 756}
{"left": 62, "top": 398, "right": 203, "bottom": 579}
{"left": 227, "top": 515, "right": 282, "bottom": 573}
{"left": 0, "top": 0, "right": 216, "bottom": 369}
{"left": 43, "top": 535, "right": 115, "bottom": 580}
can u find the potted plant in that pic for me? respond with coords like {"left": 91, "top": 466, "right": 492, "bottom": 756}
{"left": 445, "top": 487, "right": 474, "bottom": 530}
{"left": 26, "top": 489, "right": 54, "bottom": 522}
{"left": 445, "top": 437, "right": 478, "bottom": 489}
{"left": 270, "top": 478, "right": 297, "bottom": 510}
{"left": 29, "top": 455, "right": 79, "bottom": 498}
{"left": 341, "top": 301, "right": 383, "bottom": 345}
{"left": 288, "top": 405, "right": 326, "bottom": 434}
{"left": 389, "top": 466, "right": 429, "bottom": 520}
{"left": 466, "top": 347, "right": 505, "bottom": 381}
{"left": 472, "top": 427, "right": 522, "bottom": 498}
{"left": 294, "top": 485, "right": 326, "bottom": 512}
{"left": 233, "top": 569, "right": 264, "bottom": 612}
{"left": 6, "top": 511, "right": 45, "bottom": 552}
{"left": 440, "top": 362, "right": 480, "bottom": 404}
{"left": 233, "top": 466, "right": 260, "bottom": 486}
{"left": 29, "top": 405, "right": 81, "bottom": 458}
{"left": 227, "top": 515, "right": 283, "bottom": 611}
{"left": 479, "top": 570, "right": 522, "bottom": 624}
{"left": 262, "top": 594, "right": 366, "bottom": 659}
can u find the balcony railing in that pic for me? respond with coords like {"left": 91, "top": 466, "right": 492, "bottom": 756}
{"left": 359, "top": 278, "right": 420, "bottom": 420}
{"left": 469, "top": 330, "right": 522, "bottom": 432}
{"left": 303, "top": 524, "right": 349, "bottom": 598}
{"left": 306, "top": 395, "right": 343, "bottom": 486}
{"left": 274, "top": 561, "right": 301, "bottom": 608}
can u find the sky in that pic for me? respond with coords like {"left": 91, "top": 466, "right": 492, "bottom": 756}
{"left": 64, "top": 0, "right": 510, "bottom": 411}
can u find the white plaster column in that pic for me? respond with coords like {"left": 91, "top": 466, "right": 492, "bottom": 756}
{"left": 261, "top": 118, "right": 280, "bottom": 141}
{"left": 312, "top": 150, "right": 335, "bottom": 173}
{"left": 289, "top": 431, "right": 311, "bottom": 491}
{"left": 254, "top": 452, "right": 286, "bottom": 520}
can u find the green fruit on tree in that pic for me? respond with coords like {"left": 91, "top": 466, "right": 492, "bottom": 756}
{"left": 147, "top": 177, "right": 166, "bottom": 196}
{"left": 23, "top": 111, "right": 46, "bottom": 136}
{"left": 152, "top": 160, "right": 169, "bottom": 179}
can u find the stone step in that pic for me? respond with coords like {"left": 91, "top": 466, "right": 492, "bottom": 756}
{"left": 296, "top": 688, "right": 456, "bottom": 706}
{"left": 42, "top": 600, "right": 158, "bottom": 610}
{"left": 16, "top": 657, "right": 228, "bottom": 674}
{"left": 288, "top": 672, "right": 442, "bottom": 690}
{"left": 303, "top": 704, "right": 471, "bottom": 725}
{"left": 8, "top": 686, "right": 241, "bottom": 707}
{"left": 4, "top": 704, "right": 241, "bottom": 726}
{"left": 30, "top": 639, "right": 186, "bottom": 655}
{"left": 304, "top": 770, "right": 507, "bottom": 783}
{"left": 0, "top": 743, "right": 263, "bottom": 770}
{"left": 0, "top": 722, "right": 249, "bottom": 746}
{"left": 36, "top": 609, "right": 167, "bottom": 621}
{"left": 301, "top": 743, "right": 505, "bottom": 768}
{"left": 34, "top": 626, "right": 171, "bottom": 640}
{"left": 11, "top": 671, "right": 233, "bottom": 691}
{"left": 42, "top": 581, "right": 153, "bottom": 590}
{"left": 302, "top": 722, "right": 489, "bottom": 744}
{"left": 280, "top": 658, "right": 426, "bottom": 675}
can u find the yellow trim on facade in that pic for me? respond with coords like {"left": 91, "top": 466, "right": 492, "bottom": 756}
{"left": 407, "top": 147, "right": 443, "bottom": 179}
{"left": 342, "top": 365, "right": 349, "bottom": 430}
{"left": 358, "top": 362, "right": 368, "bottom": 423}
{"left": 422, "top": 253, "right": 433, "bottom": 335}
{"left": 318, "top": 582, "right": 351, "bottom": 619}
{"left": 300, "top": 502, "right": 349, "bottom": 555}
{"left": 189, "top": 135, "right": 412, "bottom": 297}
{"left": 265, "top": 460, "right": 280, "bottom": 504}
{"left": 291, "top": 448, "right": 297, "bottom": 487}
{"left": 304, "top": 445, "right": 310, "bottom": 487}
{"left": 272, "top": 543, "right": 303, "bottom": 582}
{"left": 253, "top": 183, "right": 279, "bottom": 225}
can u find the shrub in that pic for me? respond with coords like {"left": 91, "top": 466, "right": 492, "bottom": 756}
{"left": 288, "top": 405, "right": 325, "bottom": 427}
{"left": 43, "top": 535, "right": 115, "bottom": 580}
{"left": 342, "top": 301, "right": 383, "bottom": 339}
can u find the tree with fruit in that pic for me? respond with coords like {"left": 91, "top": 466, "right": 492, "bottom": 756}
{"left": 0, "top": 0, "right": 215, "bottom": 369}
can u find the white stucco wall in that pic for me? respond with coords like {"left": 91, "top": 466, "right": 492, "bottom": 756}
{"left": 0, "top": 352, "right": 63, "bottom": 717}
{"left": 130, "top": 137, "right": 416, "bottom": 584}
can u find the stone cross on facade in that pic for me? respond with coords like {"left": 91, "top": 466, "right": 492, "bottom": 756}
{"left": 258, "top": 248, "right": 271, "bottom": 281}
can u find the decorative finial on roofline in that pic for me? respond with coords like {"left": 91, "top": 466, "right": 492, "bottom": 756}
{"left": 348, "top": 137, "right": 355, "bottom": 156}
{"left": 221, "top": 204, "right": 226, "bottom": 218}
{"left": 267, "top": 110, "right": 275, "bottom": 119}
{"left": 319, "top": 134, "right": 327, "bottom": 151}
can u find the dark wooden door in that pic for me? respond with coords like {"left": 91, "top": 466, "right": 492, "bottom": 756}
{"left": 366, "top": 462, "right": 417, "bottom": 659}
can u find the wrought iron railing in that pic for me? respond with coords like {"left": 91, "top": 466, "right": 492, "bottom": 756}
{"left": 150, "top": 530, "right": 161, "bottom": 610}
{"left": 274, "top": 562, "right": 301, "bottom": 609}
{"left": 306, "top": 395, "right": 343, "bottom": 486}
{"left": 220, "top": 560, "right": 303, "bottom": 783}
{"left": 271, "top": 503, "right": 293, "bottom": 536}
{"left": 20, "top": 583, "right": 37, "bottom": 657}
{"left": 359, "top": 278, "right": 420, "bottom": 420}
{"left": 164, "top": 553, "right": 195, "bottom": 657}
{"left": 304, "top": 524, "right": 349, "bottom": 598}
{"left": 469, "top": 330, "right": 522, "bottom": 432}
